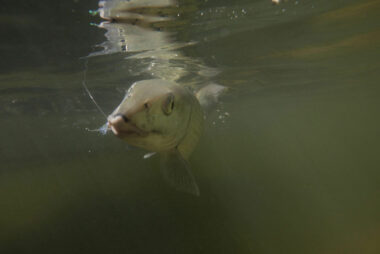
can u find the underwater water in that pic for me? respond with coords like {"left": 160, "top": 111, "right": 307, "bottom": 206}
{"left": 1, "top": 0, "right": 380, "bottom": 253}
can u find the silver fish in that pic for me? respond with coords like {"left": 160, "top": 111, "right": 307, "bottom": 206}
{"left": 108, "top": 79, "right": 203, "bottom": 195}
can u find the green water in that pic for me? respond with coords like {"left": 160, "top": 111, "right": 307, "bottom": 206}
{"left": 1, "top": 0, "right": 380, "bottom": 253}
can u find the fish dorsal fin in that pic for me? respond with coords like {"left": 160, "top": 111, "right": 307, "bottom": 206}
{"left": 160, "top": 149, "right": 200, "bottom": 196}
{"left": 196, "top": 83, "right": 227, "bottom": 109}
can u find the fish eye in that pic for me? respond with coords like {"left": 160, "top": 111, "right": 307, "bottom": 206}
{"left": 162, "top": 93, "right": 175, "bottom": 115}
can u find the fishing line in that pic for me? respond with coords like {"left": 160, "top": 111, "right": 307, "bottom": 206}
{"left": 82, "top": 57, "right": 109, "bottom": 135}
{"left": 82, "top": 57, "right": 108, "bottom": 120}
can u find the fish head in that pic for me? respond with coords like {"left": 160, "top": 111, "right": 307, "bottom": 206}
{"left": 107, "top": 79, "right": 195, "bottom": 152}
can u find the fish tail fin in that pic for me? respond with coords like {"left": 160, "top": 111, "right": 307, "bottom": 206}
{"left": 160, "top": 149, "right": 200, "bottom": 196}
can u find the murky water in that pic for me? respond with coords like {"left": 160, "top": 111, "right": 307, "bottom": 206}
{"left": 1, "top": 0, "right": 379, "bottom": 253}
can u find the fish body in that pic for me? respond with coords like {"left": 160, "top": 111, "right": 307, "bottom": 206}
{"left": 108, "top": 79, "right": 203, "bottom": 159}
{"left": 108, "top": 79, "right": 203, "bottom": 195}
{"left": 93, "top": 0, "right": 222, "bottom": 195}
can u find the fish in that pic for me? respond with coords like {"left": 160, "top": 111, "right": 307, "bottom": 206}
{"left": 107, "top": 79, "right": 204, "bottom": 195}
{"left": 88, "top": 0, "right": 225, "bottom": 195}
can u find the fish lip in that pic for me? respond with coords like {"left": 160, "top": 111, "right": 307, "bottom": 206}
{"left": 109, "top": 122, "right": 148, "bottom": 137}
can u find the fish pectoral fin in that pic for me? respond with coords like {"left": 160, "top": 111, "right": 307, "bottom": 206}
{"left": 160, "top": 150, "right": 200, "bottom": 196}
{"left": 143, "top": 152, "right": 156, "bottom": 159}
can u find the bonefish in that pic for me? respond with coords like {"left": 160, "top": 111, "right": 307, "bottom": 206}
{"left": 107, "top": 79, "right": 205, "bottom": 195}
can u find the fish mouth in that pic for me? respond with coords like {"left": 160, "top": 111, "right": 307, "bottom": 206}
{"left": 109, "top": 123, "right": 148, "bottom": 138}
{"left": 108, "top": 115, "right": 148, "bottom": 138}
